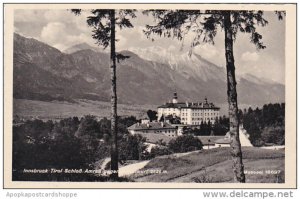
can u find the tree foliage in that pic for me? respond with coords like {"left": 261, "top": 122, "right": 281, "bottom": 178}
{"left": 144, "top": 10, "right": 284, "bottom": 51}
{"left": 164, "top": 114, "right": 181, "bottom": 124}
{"left": 13, "top": 118, "right": 97, "bottom": 181}
{"left": 147, "top": 146, "right": 172, "bottom": 159}
{"left": 241, "top": 103, "right": 285, "bottom": 146}
{"left": 146, "top": 110, "right": 158, "bottom": 122}
{"left": 71, "top": 9, "right": 136, "bottom": 51}
{"left": 12, "top": 115, "right": 140, "bottom": 181}
{"left": 168, "top": 135, "right": 203, "bottom": 153}
{"left": 71, "top": 9, "right": 137, "bottom": 180}
{"left": 118, "top": 134, "right": 147, "bottom": 161}
{"left": 75, "top": 115, "right": 101, "bottom": 138}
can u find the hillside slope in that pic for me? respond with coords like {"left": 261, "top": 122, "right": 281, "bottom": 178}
{"left": 129, "top": 147, "right": 284, "bottom": 183}
{"left": 13, "top": 33, "right": 285, "bottom": 106}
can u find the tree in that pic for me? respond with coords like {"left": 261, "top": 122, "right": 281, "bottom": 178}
{"left": 159, "top": 115, "right": 165, "bottom": 122}
{"left": 242, "top": 103, "right": 285, "bottom": 146}
{"left": 213, "top": 117, "right": 228, "bottom": 136}
{"left": 99, "top": 117, "right": 111, "bottom": 138}
{"left": 147, "top": 110, "right": 158, "bottom": 122}
{"left": 75, "top": 115, "right": 101, "bottom": 138}
{"left": 168, "top": 135, "right": 203, "bottom": 153}
{"left": 13, "top": 119, "right": 99, "bottom": 181}
{"left": 148, "top": 146, "right": 172, "bottom": 159}
{"left": 143, "top": 9, "right": 284, "bottom": 182}
{"left": 247, "top": 119, "right": 263, "bottom": 146}
{"left": 118, "top": 134, "right": 147, "bottom": 161}
{"left": 71, "top": 9, "right": 136, "bottom": 180}
{"left": 165, "top": 114, "right": 181, "bottom": 124}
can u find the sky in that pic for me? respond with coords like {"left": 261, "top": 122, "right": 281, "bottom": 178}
{"left": 14, "top": 9, "right": 285, "bottom": 84}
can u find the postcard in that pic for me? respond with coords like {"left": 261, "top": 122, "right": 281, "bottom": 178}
{"left": 3, "top": 3, "right": 296, "bottom": 188}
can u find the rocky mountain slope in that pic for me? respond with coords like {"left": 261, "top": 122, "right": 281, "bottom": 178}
{"left": 13, "top": 33, "right": 285, "bottom": 106}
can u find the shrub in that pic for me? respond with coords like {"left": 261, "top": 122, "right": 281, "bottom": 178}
{"left": 118, "top": 134, "right": 147, "bottom": 161}
{"left": 75, "top": 115, "right": 101, "bottom": 138}
{"left": 146, "top": 146, "right": 172, "bottom": 159}
{"left": 192, "top": 170, "right": 213, "bottom": 183}
{"left": 168, "top": 135, "right": 203, "bottom": 153}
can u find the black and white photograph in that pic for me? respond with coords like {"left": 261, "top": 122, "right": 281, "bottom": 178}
{"left": 3, "top": 3, "right": 296, "bottom": 188}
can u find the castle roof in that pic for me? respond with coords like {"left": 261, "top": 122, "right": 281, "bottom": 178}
{"left": 138, "top": 132, "right": 173, "bottom": 144}
{"left": 158, "top": 102, "right": 220, "bottom": 110}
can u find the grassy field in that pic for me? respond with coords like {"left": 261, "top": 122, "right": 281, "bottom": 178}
{"left": 129, "top": 147, "right": 285, "bottom": 183}
{"left": 13, "top": 99, "right": 157, "bottom": 120}
{"left": 13, "top": 99, "right": 253, "bottom": 121}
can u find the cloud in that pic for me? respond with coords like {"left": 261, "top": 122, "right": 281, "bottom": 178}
{"left": 14, "top": 9, "right": 45, "bottom": 22}
{"left": 43, "top": 10, "right": 91, "bottom": 33}
{"left": 40, "top": 22, "right": 96, "bottom": 51}
{"left": 241, "top": 51, "right": 259, "bottom": 61}
{"left": 116, "top": 25, "right": 154, "bottom": 51}
{"left": 41, "top": 22, "right": 67, "bottom": 44}
{"left": 116, "top": 34, "right": 128, "bottom": 50}
{"left": 15, "top": 9, "right": 95, "bottom": 51}
{"left": 193, "top": 43, "right": 224, "bottom": 66}
{"left": 53, "top": 43, "right": 68, "bottom": 51}
{"left": 194, "top": 44, "right": 218, "bottom": 58}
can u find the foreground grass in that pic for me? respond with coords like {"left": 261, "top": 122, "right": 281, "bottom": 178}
{"left": 130, "top": 147, "right": 285, "bottom": 183}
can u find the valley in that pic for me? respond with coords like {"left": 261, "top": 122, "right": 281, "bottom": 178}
{"left": 13, "top": 99, "right": 157, "bottom": 121}
{"left": 13, "top": 98, "right": 252, "bottom": 121}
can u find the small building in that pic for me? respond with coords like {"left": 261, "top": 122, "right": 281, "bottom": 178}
{"left": 128, "top": 122, "right": 176, "bottom": 152}
{"left": 141, "top": 118, "right": 150, "bottom": 124}
{"left": 128, "top": 121, "right": 178, "bottom": 137}
{"left": 214, "top": 135, "right": 232, "bottom": 148}
{"left": 196, "top": 136, "right": 225, "bottom": 149}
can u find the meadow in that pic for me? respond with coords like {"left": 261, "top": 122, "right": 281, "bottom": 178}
{"left": 13, "top": 98, "right": 252, "bottom": 121}
{"left": 14, "top": 99, "right": 157, "bottom": 120}
{"left": 129, "top": 147, "right": 285, "bottom": 183}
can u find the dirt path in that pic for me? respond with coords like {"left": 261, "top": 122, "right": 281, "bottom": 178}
{"left": 171, "top": 150, "right": 201, "bottom": 158}
{"left": 97, "top": 150, "right": 204, "bottom": 178}
{"left": 119, "top": 160, "right": 150, "bottom": 177}
{"left": 100, "top": 157, "right": 111, "bottom": 170}
{"left": 95, "top": 158, "right": 150, "bottom": 177}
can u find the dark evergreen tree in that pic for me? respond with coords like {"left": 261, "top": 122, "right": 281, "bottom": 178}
{"left": 147, "top": 110, "right": 158, "bottom": 122}
{"left": 243, "top": 103, "right": 285, "bottom": 146}
{"left": 159, "top": 115, "right": 165, "bottom": 122}
{"left": 213, "top": 117, "right": 228, "bottom": 136}
{"left": 143, "top": 9, "right": 284, "bottom": 182}
{"left": 71, "top": 9, "right": 136, "bottom": 180}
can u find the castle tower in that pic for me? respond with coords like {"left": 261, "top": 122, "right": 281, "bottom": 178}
{"left": 172, "top": 92, "right": 178, "bottom": 104}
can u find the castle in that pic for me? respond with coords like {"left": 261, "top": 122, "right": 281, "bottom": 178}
{"left": 157, "top": 93, "right": 220, "bottom": 125}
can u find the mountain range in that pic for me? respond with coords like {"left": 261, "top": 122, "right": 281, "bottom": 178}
{"left": 13, "top": 33, "right": 285, "bottom": 106}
